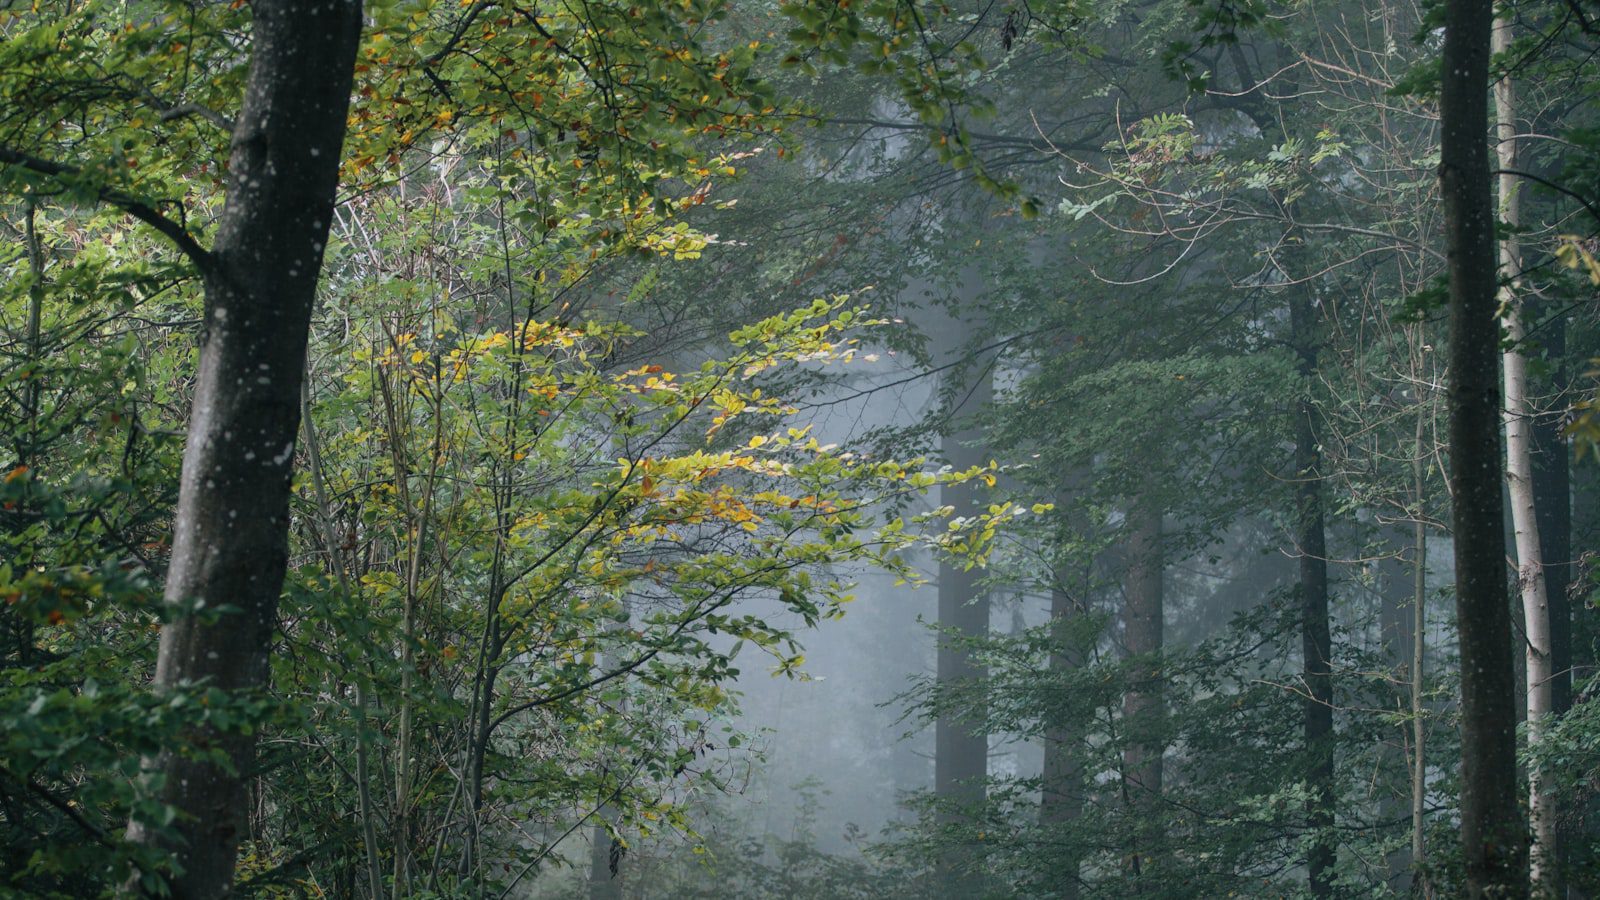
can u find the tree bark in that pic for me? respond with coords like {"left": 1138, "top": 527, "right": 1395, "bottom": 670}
{"left": 21, "top": 200, "right": 43, "bottom": 469}
{"left": 1040, "top": 489, "right": 1089, "bottom": 900}
{"left": 1121, "top": 497, "right": 1163, "bottom": 878}
{"left": 589, "top": 819, "right": 624, "bottom": 900}
{"left": 123, "top": 4, "right": 363, "bottom": 895}
{"left": 1494, "top": 14, "right": 1556, "bottom": 890}
{"left": 1440, "top": 0, "right": 1530, "bottom": 889}
{"left": 1531, "top": 309, "right": 1573, "bottom": 897}
{"left": 1411, "top": 410, "right": 1433, "bottom": 899}
{"left": 1379, "top": 536, "right": 1414, "bottom": 890}
{"left": 1530, "top": 316, "right": 1571, "bottom": 719}
{"left": 934, "top": 338, "right": 992, "bottom": 892}
{"left": 1412, "top": 476, "right": 1432, "bottom": 897}
{"left": 1290, "top": 286, "right": 1336, "bottom": 897}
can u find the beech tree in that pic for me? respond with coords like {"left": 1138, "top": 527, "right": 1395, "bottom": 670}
{"left": 1439, "top": 0, "right": 1530, "bottom": 891}
{"left": 3, "top": 3, "right": 362, "bottom": 892}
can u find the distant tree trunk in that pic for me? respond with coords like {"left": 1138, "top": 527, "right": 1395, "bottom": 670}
{"left": 1440, "top": 0, "right": 1530, "bottom": 890}
{"left": 1412, "top": 497, "right": 1432, "bottom": 896}
{"left": 1410, "top": 412, "right": 1433, "bottom": 899}
{"left": 1379, "top": 536, "right": 1415, "bottom": 891}
{"left": 1290, "top": 285, "right": 1336, "bottom": 897}
{"left": 1121, "top": 497, "right": 1162, "bottom": 877}
{"left": 121, "top": 4, "right": 362, "bottom": 896}
{"left": 21, "top": 201, "right": 43, "bottom": 471}
{"left": 589, "top": 819, "right": 624, "bottom": 900}
{"left": 10, "top": 200, "right": 45, "bottom": 667}
{"left": 1569, "top": 461, "right": 1600, "bottom": 897}
{"left": 1040, "top": 488, "right": 1089, "bottom": 900}
{"left": 935, "top": 353, "right": 992, "bottom": 887}
{"left": 590, "top": 598, "right": 631, "bottom": 900}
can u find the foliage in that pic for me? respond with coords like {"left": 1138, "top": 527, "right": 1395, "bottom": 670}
{"left": 2, "top": 0, "right": 1600, "bottom": 895}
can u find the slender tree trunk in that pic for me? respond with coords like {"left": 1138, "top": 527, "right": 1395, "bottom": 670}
{"left": 1121, "top": 498, "right": 1163, "bottom": 878}
{"left": 1380, "top": 540, "right": 1414, "bottom": 890}
{"left": 1494, "top": 15, "right": 1556, "bottom": 890}
{"left": 1440, "top": 0, "right": 1530, "bottom": 889}
{"left": 1531, "top": 310, "right": 1573, "bottom": 897}
{"left": 376, "top": 352, "right": 444, "bottom": 894}
{"left": 1291, "top": 287, "right": 1336, "bottom": 897}
{"left": 590, "top": 598, "right": 630, "bottom": 900}
{"left": 22, "top": 200, "right": 43, "bottom": 467}
{"left": 1572, "top": 462, "right": 1600, "bottom": 899}
{"left": 122, "top": 5, "right": 362, "bottom": 895}
{"left": 377, "top": 358, "right": 419, "bottom": 892}
{"left": 301, "top": 374, "right": 386, "bottom": 900}
{"left": 1531, "top": 316, "right": 1571, "bottom": 719}
{"left": 461, "top": 582, "right": 505, "bottom": 883}
{"left": 12, "top": 200, "right": 45, "bottom": 667}
{"left": 1412, "top": 413, "right": 1432, "bottom": 899}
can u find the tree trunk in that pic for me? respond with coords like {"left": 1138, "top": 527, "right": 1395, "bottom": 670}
{"left": 1291, "top": 287, "right": 1336, "bottom": 897}
{"left": 1411, "top": 412, "right": 1433, "bottom": 899}
{"left": 300, "top": 374, "right": 386, "bottom": 900}
{"left": 21, "top": 200, "right": 43, "bottom": 470}
{"left": 376, "top": 352, "right": 445, "bottom": 894}
{"left": 1531, "top": 310, "right": 1573, "bottom": 897}
{"left": 1531, "top": 314, "right": 1571, "bottom": 719}
{"left": 123, "top": 4, "right": 363, "bottom": 895}
{"left": 11, "top": 201, "right": 45, "bottom": 667}
{"left": 590, "top": 598, "right": 631, "bottom": 900}
{"left": 934, "top": 344, "right": 992, "bottom": 891}
{"left": 1379, "top": 538, "right": 1414, "bottom": 891}
{"left": 589, "top": 819, "right": 624, "bottom": 900}
{"left": 1494, "top": 14, "right": 1556, "bottom": 890}
{"left": 1121, "top": 498, "right": 1163, "bottom": 877}
{"left": 1440, "top": 0, "right": 1530, "bottom": 889}
{"left": 1040, "top": 491, "right": 1089, "bottom": 900}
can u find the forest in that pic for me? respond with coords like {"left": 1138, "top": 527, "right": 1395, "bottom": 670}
{"left": 2, "top": 0, "right": 1599, "bottom": 897}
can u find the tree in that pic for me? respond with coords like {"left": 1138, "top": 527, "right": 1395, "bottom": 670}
{"left": 0, "top": 3, "right": 366, "bottom": 893}
{"left": 1493, "top": 10, "right": 1557, "bottom": 888}
{"left": 1440, "top": 0, "right": 1530, "bottom": 890}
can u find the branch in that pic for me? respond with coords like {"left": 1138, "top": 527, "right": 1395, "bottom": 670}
{"left": 1491, "top": 167, "right": 1600, "bottom": 225}
{"left": 157, "top": 102, "right": 236, "bottom": 133}
{"left": 1560, "top": 0, "right": 1600, "bottom": 36}
{"left": 0, "top": 145, "right": 215, "bottom": 272}
{"left": 813, "top": 114, "right": 1107, "bottom": 154}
